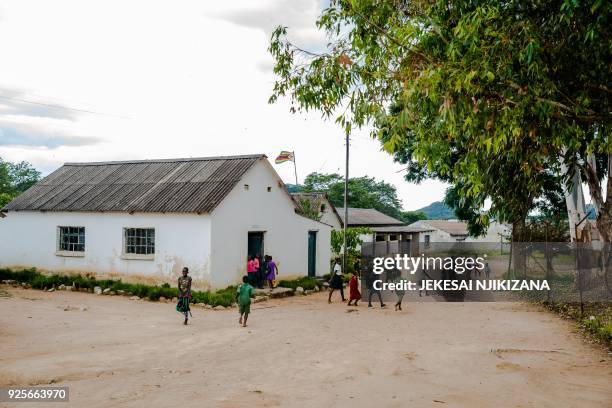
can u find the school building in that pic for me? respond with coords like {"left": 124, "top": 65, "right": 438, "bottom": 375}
{"left": 0, "top": 154, "right": 332, "bottom": 289}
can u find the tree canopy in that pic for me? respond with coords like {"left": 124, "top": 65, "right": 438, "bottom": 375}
{"left": 269, "top": 0, "right": 611, "bottom": 241}
{"left": 303, "top": 171, "right": 402, "bottom": 216}
{"left": 0, "top": 158, "right": 40, "bottom": 207}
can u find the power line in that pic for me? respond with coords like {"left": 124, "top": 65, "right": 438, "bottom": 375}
{"left": 0, "top": 94, "right": 130, "bottom": 119}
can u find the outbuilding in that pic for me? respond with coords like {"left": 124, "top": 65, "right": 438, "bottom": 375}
{"left": 0, "top": 154, "right": 331, "bottom": 289}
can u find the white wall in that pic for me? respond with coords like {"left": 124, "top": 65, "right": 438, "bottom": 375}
{"left": 410, "top": 221, "right": 510, "bottom": 243}
{"left": 319, "top": 201, "right": 342, "bottom": 230}
{"left": 0, "top": 211, "right": 212, "bottom": 288}
{"left": 210, "top": 159, "right": 332, "bottom": 288}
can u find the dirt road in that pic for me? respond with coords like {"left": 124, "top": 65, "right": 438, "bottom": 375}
{"left": 0, "top": 286, "right": 610, "bottom": 407}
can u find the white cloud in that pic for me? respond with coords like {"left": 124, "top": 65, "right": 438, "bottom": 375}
{"left": 0, "top": 0, "right": 447, "bottom": 210}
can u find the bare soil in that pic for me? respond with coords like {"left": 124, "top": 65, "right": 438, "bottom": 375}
{"left": 0, "top": 286, "right": 610, "bottom": 407}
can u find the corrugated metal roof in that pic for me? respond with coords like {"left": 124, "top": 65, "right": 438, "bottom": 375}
{"left": 2, "top": 154, "right": 265, "bottom": 214}
{"left": 336, "top": 207, "right": 405, "bottom": 227}
{"left": 410, "top": 220, "right": 469, "bottom": 236}
{"left": 371, "top": 225, "right": 434, "bottom": 233}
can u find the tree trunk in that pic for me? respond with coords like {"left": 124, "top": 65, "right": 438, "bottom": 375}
{"left": 597, "top": 204, "right": 612, "bottom": 243}
{"left": 511, "top": 218, "right": 527, "bottom": 278}
{"left": 584, "top": 153, "right": 611, "bottom": 243}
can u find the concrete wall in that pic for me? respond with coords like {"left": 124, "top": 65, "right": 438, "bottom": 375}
{"left": 210, "top": 159, "right": 332, "bottom": 287}
{"left": 319, "top": 201, "right": 342, "bottom": 230}
{"left": 0, "top": 211, "right": 212, "bottom": 288}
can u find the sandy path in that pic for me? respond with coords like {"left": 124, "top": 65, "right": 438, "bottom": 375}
{"left": 0, "top": 286, "right": 610, "bottom": 408}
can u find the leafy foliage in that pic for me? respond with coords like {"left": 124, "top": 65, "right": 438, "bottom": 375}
{"left": 302, "top": 172, "right": 404, "bottom": 219}
{"left": 0, "top": 268, "right": 236, "bottom": 307}
{"left": 0, "top": 158, "right": 40, "bottom": 207}
{"left": 277, "top": 276, "right": 322, "bottom": 290}
{"left": 399, "top": 210, "right": 427, "bottom": 224}
{"left": 330, "top": 227, "right": 371, "bottom": 256}
{"left": 294, "top": 196, "right": 324, "bottom": 221}
{"left": 269, "top": 0, "right": 611, "bottom": 240}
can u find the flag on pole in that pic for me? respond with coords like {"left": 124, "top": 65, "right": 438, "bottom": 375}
{"left": 275, "top": 151, "right": 294, "bottom": 164}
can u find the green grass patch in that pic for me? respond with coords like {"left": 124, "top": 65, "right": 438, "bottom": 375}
{"left": 543, "top": 301, "right": 611, "bottom": 349}
{"left": 0, "top": 268, "right": 234, "bottom": 307}
{"left": 277, "top": 276, "right": 322, "bottom": 290}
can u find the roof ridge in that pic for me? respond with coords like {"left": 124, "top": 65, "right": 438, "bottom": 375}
{"left": 64, "top": 154, "right": 266, "bottom": 166}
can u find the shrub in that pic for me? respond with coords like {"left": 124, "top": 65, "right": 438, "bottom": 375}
{"left": 278, "top": 276, "right": 322, "bottom": 290}
{"left": 1, "top": 268, "right": 242, "bottom": 308}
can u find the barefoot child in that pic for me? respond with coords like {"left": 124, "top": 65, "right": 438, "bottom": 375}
{"left": 177, "top": 267, "right": 192, "bottom": 325}
{"left": 347, "top": 272, "right": 361, "bottom": 306}
{"left": 236, "top": 275, "right": 254, "bottom": 327}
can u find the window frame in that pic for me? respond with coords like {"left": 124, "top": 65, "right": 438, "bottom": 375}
{"left": 56, "top": 226, "right": 86, "bottom": 257}
{"left": 122, "top": 227, "right": 156, "bottom": 260}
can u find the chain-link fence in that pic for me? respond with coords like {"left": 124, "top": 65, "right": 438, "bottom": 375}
{"left": 359, "top": 241, "right": 612, "bottom": 303}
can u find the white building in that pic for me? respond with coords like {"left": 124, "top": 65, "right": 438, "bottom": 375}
{"left": 0, "top": 154, "right": 331, "bottom": 290}
{"left": 336, "top": 207, "right": 406, "bottom": 243}
{"left": 407, "top": 220, "right": 510, "bottom": 244}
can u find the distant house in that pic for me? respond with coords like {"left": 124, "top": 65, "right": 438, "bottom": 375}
{"left": 336, "top": 207, "right": 410, "bottom": 243}
{"left": 407, "top": 220, "right": 509, "bottom": 244}
{"left": 0, "top": 154, "right": 331, "bottom": 289}
{"left": 291, "top": 192, "right": 343, "bottom": 230}
{"left": 336, "top": 207, "right": 404, "bottom": 228}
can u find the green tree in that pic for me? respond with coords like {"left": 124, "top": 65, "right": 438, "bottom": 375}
{"left": 0, "top": 158, "right": 41, "bottom": 207}
{"left": 399, "top": 210, "right": 427, "bottom": 224}
{"left": 294, "top": 196, "right": 324, "bottom": 222}
{"left": 269, "top": 0, "right": 611, "bottom": 241}
{"left": 331, "top": 227, "right": 372, "bottom": 255}
{"left": 302, "top": 171, "right": 404, "bottom": 219}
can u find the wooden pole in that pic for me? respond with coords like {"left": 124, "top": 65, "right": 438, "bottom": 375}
{"left": 292, "top": 151, "right": 298, "bottom": 187}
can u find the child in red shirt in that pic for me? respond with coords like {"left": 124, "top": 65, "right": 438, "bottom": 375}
{"left": 347, "top": 272, "right": 361, "bottom": 306}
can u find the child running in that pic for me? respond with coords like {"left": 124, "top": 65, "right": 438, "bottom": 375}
{"left": 236, "top": 275, "right": 254, "bottom": 327}
{"left": 347, "top": 271, "right": 361, "bottom": 306}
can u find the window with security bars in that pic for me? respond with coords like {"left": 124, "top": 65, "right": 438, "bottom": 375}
{"left": 58, "top": 226, "right": 85, "bottom": 252}
{"left": 124, "top": 228, "right": 155, "bottom": 255}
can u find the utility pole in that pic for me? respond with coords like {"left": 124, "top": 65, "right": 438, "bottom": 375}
{"left": 343, "top": 133, "right": 349, "bottom": 275}
{"left": 292, "top": 151, "right": 298, "bottom": 187}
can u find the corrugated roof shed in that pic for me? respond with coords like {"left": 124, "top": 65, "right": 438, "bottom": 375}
{"left": 336, "top": 207, "right": 404, "bottom": 227}
{"left": 2, "top": 154, "right": 265, "bottom": 214}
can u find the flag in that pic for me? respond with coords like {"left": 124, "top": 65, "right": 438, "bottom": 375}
{"left": 275, "top": 151, "right": 294, "bottom": 164}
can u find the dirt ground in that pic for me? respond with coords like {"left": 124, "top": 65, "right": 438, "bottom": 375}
{"left": 0, "top": 286, "right": 611, "bottom": 408}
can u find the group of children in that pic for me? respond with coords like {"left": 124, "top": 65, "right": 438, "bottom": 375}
{"left": 246, "top": 254, "right": 278, "bottom": 289}
{"left": 176, "top": 256, "right": 426, "bottom": 328}
{"left": 329, "top": 258, "right": 413, "bottom": 311}
{"left": 176, "top": 267, "right": 256, "bottom": 328}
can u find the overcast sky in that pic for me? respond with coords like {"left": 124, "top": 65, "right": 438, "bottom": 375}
{"left": 0, "top": 0, "right": 448, "bottom": 211}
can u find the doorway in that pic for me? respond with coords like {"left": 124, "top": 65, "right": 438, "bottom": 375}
{"left": 248, "top": 232, "right": 265, "bottom": 258}
{"left": 307, "top": 231, "right": 317, "bottom": 277}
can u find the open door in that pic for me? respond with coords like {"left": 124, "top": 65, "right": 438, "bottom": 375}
{"left": 248, "top": 232, "right": 264, "bottom": 258}
{"left": 308, "top": 231, "right": 317, "bottom": 277}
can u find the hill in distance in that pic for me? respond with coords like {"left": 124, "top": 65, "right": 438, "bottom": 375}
{"left": 416, "top": 201, "right": 456, "bottom": 220}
